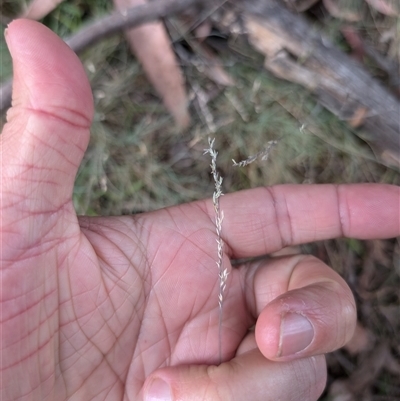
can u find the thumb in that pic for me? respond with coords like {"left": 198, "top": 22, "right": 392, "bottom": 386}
{"left": 141, "top": 350, "right": 326, "bottom": 401}
{"left": 2, "top": 19, "right": 93, "bottom": 216}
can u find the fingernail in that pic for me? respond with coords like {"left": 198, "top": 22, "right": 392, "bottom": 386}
{"left": 279, "top": 313, "right": 314, "bottom": 357}
{"left": 145, "top": 378, "right": 172, "bottom": 401}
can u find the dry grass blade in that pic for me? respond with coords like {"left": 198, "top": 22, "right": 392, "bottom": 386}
{"left": 113, "top": 0, "right": 190, "bottom": 129}
{"left": 364, "top": 0, "right": 400, "bottom": 16}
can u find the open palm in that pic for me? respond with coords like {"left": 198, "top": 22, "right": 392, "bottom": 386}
{"left": 2, "top": 20, "right": 399, "bottom": 401}
{"left": 54, "top": 202, "right": 252, "bottom": 399}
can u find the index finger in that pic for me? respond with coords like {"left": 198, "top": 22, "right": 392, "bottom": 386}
{"left": 215, "top": 183, "right": 399, "bottom": 258}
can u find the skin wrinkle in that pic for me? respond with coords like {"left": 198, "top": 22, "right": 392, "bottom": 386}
{"left": 334, "top": 298, "right": 347, "bottom": 348}
{"left": 7, "top": 161, "right": 59, "bottom": 174}
{"left": 60, "top": 320, "right": 96, "bottom": 357}
{"left": 241, "top": 262, "right": 260, "bottom": 322}
{"left": 2, "top": 212, "right": 75, "bottom": 260}
{"left": 77, "top": 304, "right": 118, "bottom": 353}
{"left": 293, "top": 282, "right": 348, "bottom": 351}
{"left": 4, "top": 314, "right": 58, "bottom": 361}
{"left": 102, "top": 380, "right": 122, "bottom": 401}
{"left": 336, "top": 284, "right": 356, "bottom": 347}
{"left": 90, "top": 311, "right": 132, "bottom": 360}
{"left": 75, "top": 227, "right": 145, "bottom": 340}
{"left": 19, "top": 105, "right": 92, "bottom": 131}
{"left": 65, "top": 276, "right": 129, "bottom": 346}
{"left": 309, "top": 356, "right": 322, "bottom": 398}
{"left": 155, "top": 209, "right": 220, "bottom": 266}
{"left": 148, "top": 236, "right": 217, "bottom": 348}
{"left": 135, "top": 296, "right": 171, "bottom": 371}
{"left": 58, "top": 238, "right": 82, "bottom": 314}
{"left": 1, "top": 191, "right": 71, "bottom": 216}
{"left": 291, "top": 363, "right": 316, "bottom": 401}
{"left": 243, "top": 256, "right": 298, "bottom": 320}
{"left": 93, "top": 359, "right": 124, "bottom": 395}
{"left": 58, "top": 334, "right": 91, "bottom": 371}
{"left": 120, "top": 217, "right": 156, "bottom": 300}
{"left": 1, "top": 262, "right": 57, "bottom": 303}
{"left": 37, "top": 372, "right": 57, "bottom": 401}
{"left": 158, "top": 228, "right": 215, "bottom": 282}
{"left": 70, "top": 295, "right": 120, "bottom": 353}
{"left": 104, "top": 329, "right": 135, "bottom": 383}
{"left": 128, "top": 355, "right": 146, "bottom": 401}
{"left": 92, "top": 248, "right": 132, "bottom": 306}
{"left": 179, "top": 300, "right": 218, "bottom": 361}
{"left": 62, "top": 316, "right": 111, "bottom": 366}
{"left": 208, "top": 367, "right": 225, "bottom": 401}
{"left": 63, "top": 319, "right": 98, "bottom": 356}
{"left": 164, "top": 207, "right": 181, "bottom": 232}
{"left": 66, "top": 238, "right": 140, "bottom": 394}
{"left": 75, "top": 240, "right": 141, "bottom": 320}
{"left": 282, "top": 255, "right": 306, "bottom": 294}
{"left": 3, "top": 325, "right": 56, "bottom": 372}
{"left": 61, "top": 343, "right": 106, "bottom": 396}
{"left": 265, "top": 186, "right": 292, "bottom": 249}
{"left": 2, "top": 202, "right": 68, "bottom": 222}
{"left": 150, "top": 247, "right": 177, "bottom": 288}
{"left": 23, "top": 124, "right": 78, "bottom": 162}
{"left": 65, "top": 361, "right": 120, "bottom": 401}
{"left": 2, "top": 291, "right": 58, "bottom": 345}
{"left": 80, "top": 219, "right": 145, "bottom": 280}
{"left": 35, "top": 326, "right": 56, "bottom": 393}
{"left": 107, "top": 287, "right": 139, "bottom": 332}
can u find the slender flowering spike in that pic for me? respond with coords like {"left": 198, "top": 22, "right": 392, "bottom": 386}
{"left": 232, "top": 140, "right": 278, "bottom": 167}
{"left": 204, "top": 137, "right": 228, "bottom": 363}
{"left": 204, "top": 138, "right": 277, "bottom": 363}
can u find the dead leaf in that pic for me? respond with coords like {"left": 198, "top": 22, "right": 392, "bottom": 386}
{"left": 23, "top": 0, "right": 65, "bottom": 20}
{"left": 270, "top": 246, "right": 302, "bottom": 257}
{"left": 328, "top": 380, "right": 354, "bottom": 401}
{"left": 194, "top": 21, "right": 212, "bottom": 42}
{"left": 323, "top": 0, "right": 364, "bottom": 21}
{"left": 364, "top": 0, "right": 400, "bottom": 16}
{"left": 245, "top": 16, "right": 286, "bottom": 58}
{"left": 348, "top": 106, "right": 369, "bottom": 127}
{"left": 343, "top": 322, "right": 374, "bottom": 355}
{"left": 347, "top": 342, "right": 391, "bottom": 394}
{"left": 341, "top": 26, "right": 365, "bottom": 62}
{"left": 113, "top": 0, "right": 190, "bottom": 129}
{"left": 196, "top": 42, "right": 235, "bottom": 86}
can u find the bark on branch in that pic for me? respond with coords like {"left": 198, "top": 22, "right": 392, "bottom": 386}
{"left": 232, "top": 0, "right": 400, "bottom": 167}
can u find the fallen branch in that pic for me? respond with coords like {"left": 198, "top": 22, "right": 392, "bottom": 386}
{"left": 0, "top": 0, "right": 204, "bottom": 112}
{"left": 341, "top": 25, "right": 400, "bottom": 93}
{"left": 230, "top": 0, "right": 400, "bottom": 167}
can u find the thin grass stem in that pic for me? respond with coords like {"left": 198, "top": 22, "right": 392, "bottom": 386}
{"left": 204, "top": 137, "right": 227, "bottom": 364}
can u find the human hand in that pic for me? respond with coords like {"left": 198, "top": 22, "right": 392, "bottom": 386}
{"left": 1, "top": 19, "right": 399, "bottom": 401}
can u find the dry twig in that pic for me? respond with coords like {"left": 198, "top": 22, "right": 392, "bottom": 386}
{"left": 0, "top": 0, "right": 204, "bottom": 112}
